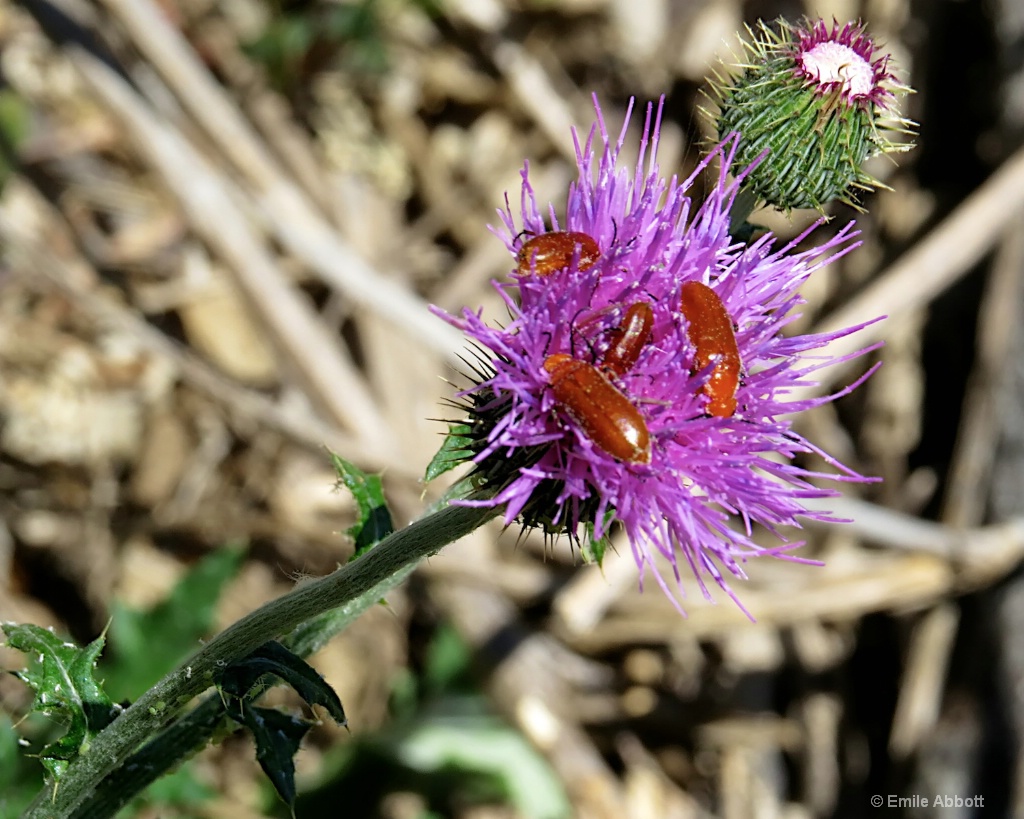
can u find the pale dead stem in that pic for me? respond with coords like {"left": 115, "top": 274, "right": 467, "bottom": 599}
{"left": 70, "top": 49, "right": 392, "bottom": 449}
{"left": 553, "top": 500, "right": 1024, "bottom": 649}
{"left": 0, "top": 205, "right": 416, "bottom": 477}
{"left": 886, "top": 227, "right": 1024, "bottom": 763}
{"left": 95, "top": 0, "right": 464, "bottom": 362}
{"left": 802, "top": 143, "right": 1024, "bottom": 396}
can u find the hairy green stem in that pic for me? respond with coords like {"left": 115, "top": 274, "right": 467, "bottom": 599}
{"left": 72, "top": 694, "right": 228, "bottom": 819}
{"left": 22, "top": 502, "right": 499, "bottom": 819}
{"left": 70, "top": 524, "right": 435, "bottom": 818}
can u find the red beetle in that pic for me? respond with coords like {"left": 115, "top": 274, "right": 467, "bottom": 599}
{"left": 516, "top": 231, "right": 601, "bottom": 277}
{"left": 601, "top": 302, "right": 654, "bottom": 379}
{"left": 679, "top": 282, "right": 741, "bottom": 417}
{"left": 544, "top": 353, "right": 651, "bottom": 464}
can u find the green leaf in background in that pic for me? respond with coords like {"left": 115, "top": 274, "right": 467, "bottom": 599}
{"left": 280, "top": 619, "right": 567, "bottom": 818}
{"left": 225, "top": 699, "right": 313, "bottom": 810}
{"left": 125, "top": 762, "right": 214, "bottom": 815}
{"left": 102, "top": 546, "right": 245, "bottom": 701}
{"left": 2, "top": 624, "right": 119, "bottom": 783}
{"left": 394, "top": 708, "right": 571, "bottom": 819}
{"left": 387, "top": 624, "right": 474, "bottom": 721}
{"left": 0, "top": 715, "right": 45, "bottom": 815}
{"left": 287, "top": 698, "right": 571, "bottom": 819}
{"left": 0, "top": 88, "right": 30, "bottom": 192}
{"left": 424, "top": 422, "right": 475, "bottom": 483}
{"left": 329, "top": 451, "right": 394, "bottom": 558}
{"left": 217, "top": 640, "right": 346, "bottom": 727}
{"left": 245, "top": 12, "right": 313, "bottom": 82}
{"left": 243, "top": 0, "right": 390, "bottom": 91}
{"left": 422, "top": 623, "right": 473, "bottom": 696}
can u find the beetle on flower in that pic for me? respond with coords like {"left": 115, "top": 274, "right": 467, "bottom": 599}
{"left": 431, "top": 96, "right": 882, "bottom": 617}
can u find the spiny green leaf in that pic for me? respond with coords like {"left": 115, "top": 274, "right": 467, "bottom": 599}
{"left": 583, "top": 531, "right": 611, "bottom": 566}
{"left": 2, "top": 624, "right": 120, "bottom": 782}
{"left": 216, "top": 641, "right": 346, "bottom": 727}
{"left": 424, "top": 422, "right": 475, "bottom": 482}
{"left": 103, "top": 546, "right": 245, "bottom": 700}
{"left": 581, "top": 510, "right": 616, "bottom": 566}
{"left": 328, "top": 451, "right": 393, "bottom": 557}
{"left": 224, "top": 699, "right": 311, "bottom": 809}
{"left": 216, "top": 642, "right": 346, "bottom": 807}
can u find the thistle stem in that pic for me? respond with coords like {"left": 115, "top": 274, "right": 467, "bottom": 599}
{"left": 21, "top": 502, "right": 499, "bottom": 819}
{"left": 728, "top": 186, "right": 761, "bottom": 237}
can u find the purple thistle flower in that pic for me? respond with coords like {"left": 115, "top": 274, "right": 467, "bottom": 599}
{"left": 432, "top": 97, "right": 880, "bottom": 617}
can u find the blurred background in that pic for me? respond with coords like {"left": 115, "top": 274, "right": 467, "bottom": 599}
{"left": 0, "top": 0, "right": 1022, "bottom": 816}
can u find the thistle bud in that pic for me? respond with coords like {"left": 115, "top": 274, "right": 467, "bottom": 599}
{"left": 712, "top": 19, "right": 913, "bottom": 212}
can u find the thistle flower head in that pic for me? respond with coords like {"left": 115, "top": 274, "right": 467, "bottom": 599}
{"left": 431, "top": 97, "right": 879, "bottom": 616}
{"left": 712, "top": 18, "right": 914, "bottom": 211}
{"left": 793, "top": 19, "right": 897, "bottom": 109}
